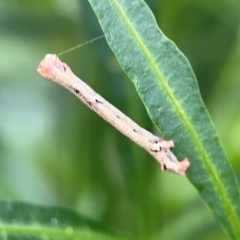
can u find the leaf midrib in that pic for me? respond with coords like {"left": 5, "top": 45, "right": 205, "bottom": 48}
{"left": 0, "top": 223, "right": 116, "bottom": 239}
{"left": 111, "top": 0, "right": 240, "bottom": 237}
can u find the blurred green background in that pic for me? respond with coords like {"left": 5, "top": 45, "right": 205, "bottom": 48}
{"left": 0, "top": 0, "right": 240, "bottom": 239}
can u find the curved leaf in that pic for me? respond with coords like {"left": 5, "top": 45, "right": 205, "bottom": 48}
{"left": 0, "top": 201, "right": 128, "bottom": 240}
{"left": 87, "top": 0, "right": 240, "bottom": 239}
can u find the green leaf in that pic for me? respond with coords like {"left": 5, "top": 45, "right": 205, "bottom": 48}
{"left": 0, "top": 201, "right": 128, "bottom": 240}
{"left": 87, "top": 0, "right": 240, "bottom": 239}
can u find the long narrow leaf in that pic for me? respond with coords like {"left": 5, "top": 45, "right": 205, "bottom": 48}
{"left": 0, "top": 201, "right": 128, "bottom": 240}
{"left": 87, "top": 0, "right": 240, "bottom": 238}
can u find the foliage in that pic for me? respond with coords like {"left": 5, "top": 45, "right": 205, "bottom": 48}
{"left": 88, "top": 0, "right": 240, "bottom": 238}
{"left": 0, "top": 0, "right": 240, "bottom": 239}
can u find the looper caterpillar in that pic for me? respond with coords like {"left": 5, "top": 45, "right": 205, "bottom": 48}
{"left": 37, "top": 54, "right": 190, "bottom": 175}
